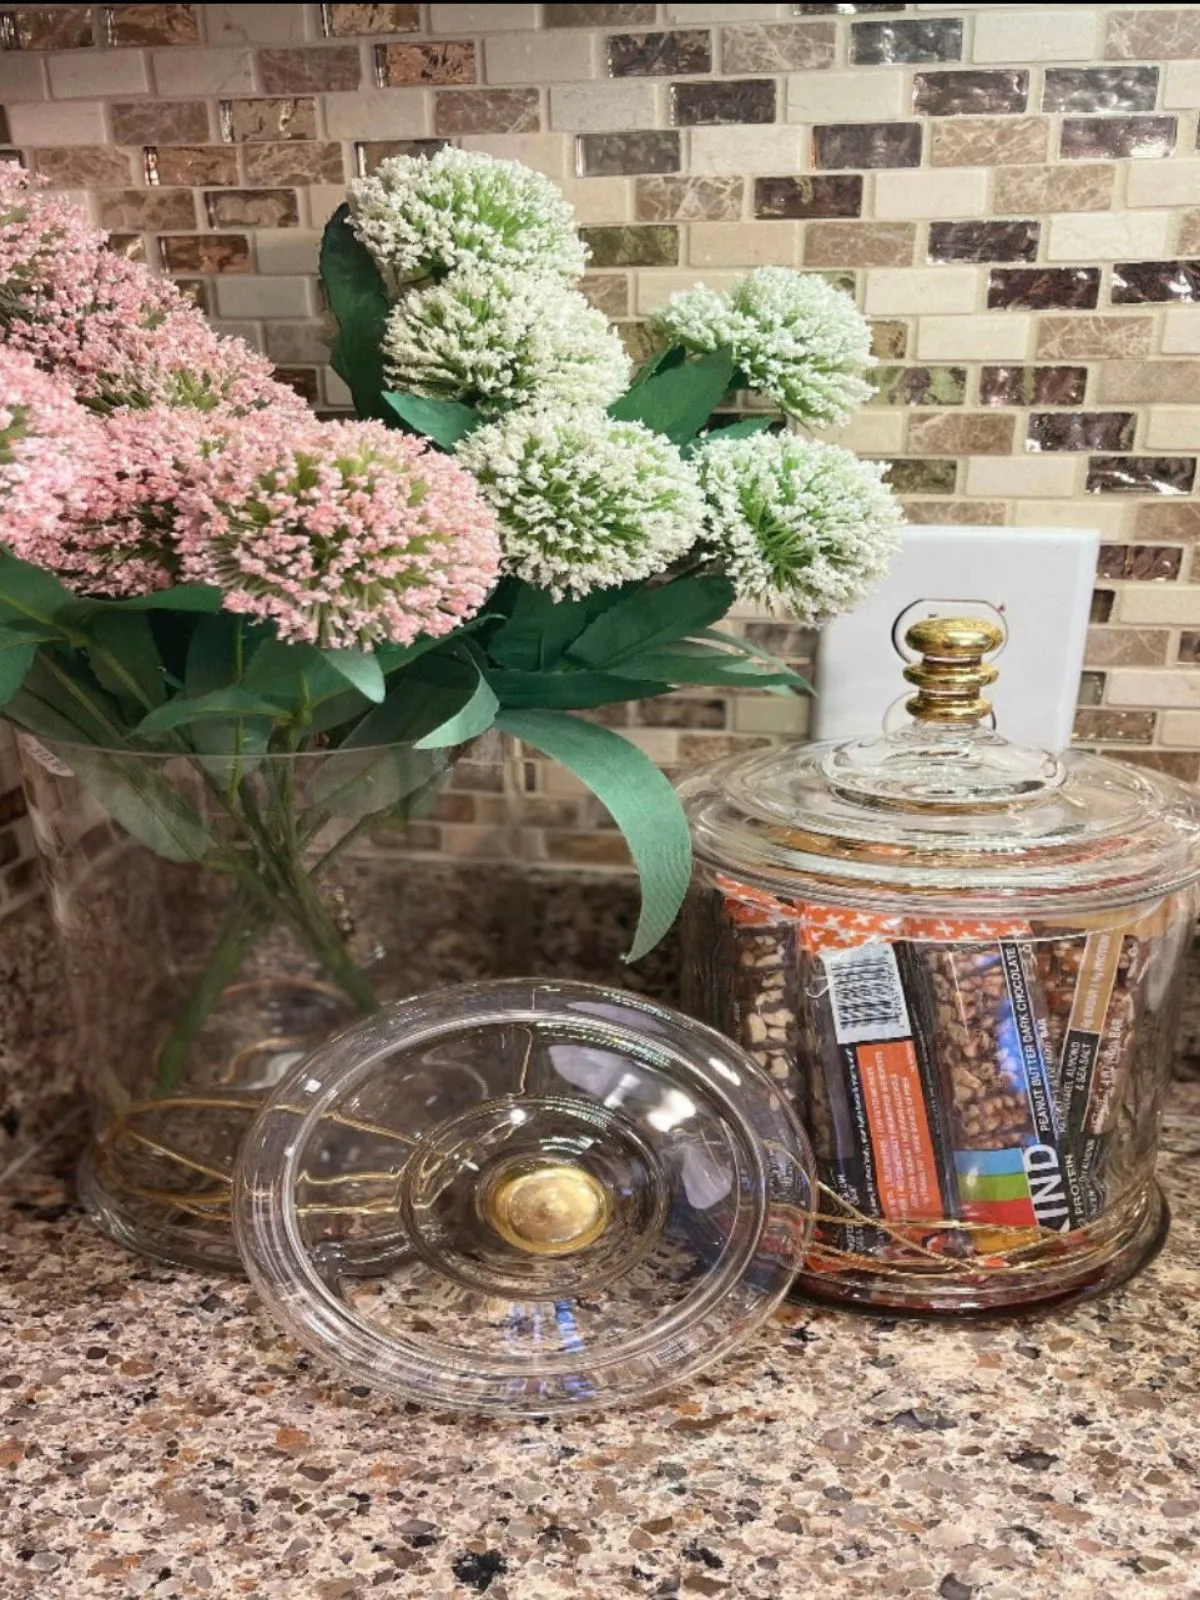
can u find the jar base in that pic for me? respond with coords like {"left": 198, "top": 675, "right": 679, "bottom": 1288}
{"left": 788, "top": 1183, "right": 1169, "bottom": 1320}
{"left": 77, "top": 1148, "right": 244, "bottom": 1275}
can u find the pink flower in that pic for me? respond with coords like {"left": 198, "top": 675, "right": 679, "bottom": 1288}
{"left": 0, "top": 347, "right": 103, "bottom": 566}
{"left": 178, "top": 419, "right": 503, "bottom": 649}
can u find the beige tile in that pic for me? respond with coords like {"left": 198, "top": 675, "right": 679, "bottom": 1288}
{"left": 824, "top": 411, "right": 905, "bottom": 454}
{"left": 1047, "top": 211, "right": 1172, "bottom": 261}
{"left": 1105, "top": 8, "right": 1200, "bottom": 60}
{"left": 919, "top": 314, "right": 1032, "bottom": 361}
{"left": 635, "top": 175, "right": 742, "bottom": 222}
{"left": 549, "top": 82, "right": 658, "bottom": 133}
{"left": 1160, "top": 709, "right": 1200, "bottom": 746}
{"left": 994, "top": 163, "right": 1114, "bottom": 215}
{"left": 7, "top": 100, "right": 105, "bottom": 146}
{"left": 1114, "top": 584, "right": 1200, "bottom": 626}
{"left": 48, "top": 47, "right": 148, "bottom": 99}
{"left": 732, "top": 694, "right": 808, "bottom": 737}
{"left": 323, "top": 367, "right": 353, "bottom": 408}
{"left": 324, "top": 87, "right": 429, "bottom": 138}
{"left": 1037, "top": 317, "right": 1153, "bottom": 361}
{"left": 872, "top": 168, "right": 989, "bottom": 221}
{"left": 668, "top": 3, "right": 781, "bottom": 18}
{"left": 907, "top": 412, "right": 1015, "bottom": 455}
{"left": 635, "top": 268, "right": 740, "bottom": 314}
{"left": 459, "top": 131, "right": 570, "bottom": 177}
{"left": 723, "top": 22, "right": 835, "bottom": 74}
{"left": 255, "top": 230, "right": 322, "bottom": 275}
{"left": 152, "top": 47, "right": 257, "bottom": 97}
{"left": 805, "top": 221, "right": 915, "bottom": 268}
{"left": 1097, "top": 359, "right": 1198, "bottom": 402}
{"left": 865, "top": 267, "right": 979, "bottom": 316}
{"left": 1163, "top": 61, "right": 1200, "bottom": 110}
{"left": 1013, "top": 500, "right": 1131, "bottom": 538}
{"left": 903, "top": 499, "right": 1009, "bottom": 527}
{"left": 215, "top": 274, "right": 314, "bottom": 319}
{"left": 1084, "top": 625, "right": 1168, "bottom": 666}
{"left": 688, "top": 124, "right": 804, "bottom": 174}
{"left": 1107, "top": 669, "right": 1200, "bottom": 709}
{"left": 1126, "top": 160, "right": 1200, "bottom": 209}
{"left": 1144, "top": 409, "right": 1200, "bottom": 450}
{"left": 972, "top": 9, "right": 1098, "bottom": 62}
{"left": 435, "top": 87, "right": 540, "bottom": 135}
{"left": 485, "top": 31, "right": 594, "bottom": 84}
{"left": 786, "top": 69, "right": 904, "bottom": 124}
{"left": 431, "top": 3, "right": 538, "bottom": 27}
{"left": 966, "top": 455, "right": 1079, "bottom": 497}
{"left": 265, "top": 321, "right": 332, "bottom": 364}
{"left": 305, "top": 182, "right": 352, "bottom": 223}
{"left": 558, "top": 176, "right": 631, "bottom": 224}
{"left": 1161, "top": 310, "right": 1200, "bottom": 355}
{"left": 931, "top": 118, "right": 1049, "bottom": 168}
{"left": 0, "top": 52, "right": 48, "bottom": 102}
{"left": 205, "top": 3, "right": 313, "bottom": 43}
{"left": 690, "top": 220, "right": 798, "bottom": 267}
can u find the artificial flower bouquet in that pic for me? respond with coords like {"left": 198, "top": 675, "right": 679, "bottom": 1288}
{"left": 0, "top": 152, "right": 898, "bottom": 1095}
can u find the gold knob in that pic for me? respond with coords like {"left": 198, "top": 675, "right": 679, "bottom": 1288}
{"left": 485, "top": 1163, "right": 611, "bottom": 1257}
{"left": 903, "top": 615, "right": 1003, "bottom": 724}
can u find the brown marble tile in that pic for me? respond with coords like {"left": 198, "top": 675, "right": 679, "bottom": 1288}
{"left": 1106, "top": 746, "right": 1199, "bottom": 781}
{"left": 379, "top": 41, "right": 476, "bottom": 86}
{"left": 907, "top": 412, "right": 1014, "bottom": 455}
{"left": 266, "top": 322, "right": 333, "bottom": 364}
{"left": 988, "top": 267, "right": 1099, "bottom": 311}
{"left": 159, "top": 233, "right": 251, "bottom": 274}
{"left": 851, "top": 17, "right": 961, "bottom": 64}
{"left": 882, "top": 458, "right": 956, "bottom": 493}
{"left": 33, "top": 146, "right": 133, "bottom": 187}
{"left": 932, "top": 117, "right": 1049, "bottom": 167}
{"left": 1105, "top": 8, "right": 1200, "bottom": 61}
{"left": 105, "top": 3, "right": 197, "bottom": 45}
{"left": 1097, "top": 359, "right": 1199, "bottom": 402}
{"left": 1112, "top": 261, "right": 1200, "bottom": 305}
{"left": 274, "top": 367, "right": 321, "bottom": 405}
{"left": 96, "top": 187, "right": 196, "bottom": 230}
{"left": 146, "top": 144, "right": 240, "bottom": 186}
{"left": 1028, "top": 412, "right": 1136, "bottom": 453}
{"left": 980, "top": 365, "right": 1087, "bottom": 407}
{"left": 1097, "top": 543, "right": 1183, "bottom": 580}
{"left": 1073, "top": 707, "right": 1154, "bottom": 742}
{"left": 106, "top": 232, "right": 147, "bottom": 262}
{"left": 356, "top": 139, "right": 447, "bottom": 176}
{"left": 0, "top": 4, "right": 92, "bottom": 48}
{"left": 1090, "top": 589, "right": 1114, "bottom": 623}
{"left": 244, "top": 141, "right": 346, "bottom": 184}
{"left": 814, "top": 122, "right": 921, "bottom": 169}
{"left": 871, "top": 365, "right": 965, "bottom": 406}
{"left": 580, "top": 224, "right": 678, "bottom": 266}
{"left": 794, "top": 2, "right": 906, "bottom": 10}
{"left": 1178, "top": 632, "right": 1200, "bottom": 664}
{"left": 929, "top": 220, "right": 1037, "bottom": 264}
{"left": 547, "top": 3, "right": 655, "bottom": 22}
{"left": 580, "top": 273, "right": 630, "bottom": 318}
{"left": 672, "top": 80, "right": 776, "bottom": 126}
{"left": 1087, "top": 456, "right": 1196, "bottom": 495}
{"left": 434, "top": 89, "right": 540, "bottom": 135}
{"left": 260, "top": 46, "right": 362, "bottom": 93}
{"left": 913, "top": 70, "right": 1027, "bottom": 117}
{"left": 870, "top": 319, "right": 907, "bottom": 359}
{"left": 755, "top": 175, "right": 861, "bottom": 218}
{"left": 205, "top": 188, "right": 300, "bottom": 228}
{"left": 636, "top": 696, "right": 727, "bottom": 730}
{"left": 221, "top": 98, "right": 318, "bottom": 143}
{"left": 901, "top": 499, "right": 1007, "bottom": 525}
{"left": 1086, "top": 626, "right": 1169, "bottom": 667}
{"left": 1037, "top": 316, "right": 1153, "bottom": 360}
{"left": 722, "top": 21, "right": 835, "bottom": 72}
{"left": 1061, "top": 116, "right": 1175, "bottom": 161}
{"left": 993, "top": 163, "right": 1114, "bottom": 215}
{"left": 635, "top": 176, "right": 742, "bottom": 222}
{"left": 578, "top": 131, "right": 680, "bottom": 177}
{"left": 1077, "top": 669, "right": 1106, "bottom": 706}
{"left": 1137, "top": 502, "right": 1200, "bottom": 541}
{"left": 742, "top": 620, "right": 817, "bottom": 659}
{"left": 618, "top": 319, "right": 657, "bottom": 363}
{"left": 608, "top": 29, "right": 710, "bottom": 76}
{"left": 322, "top": 2, "right": 418, "bottom": 34}
{"left": 1042, "top": 66, "right": 1158, "bottom": 114}
{"left": 805, "top": 221, "right": 915, "bottom": 267}
{"left": 111, "top": 100, "right": 209, "bottom": 146}
{"left": 0, "top": 142, "right": 17, "bottom": 164}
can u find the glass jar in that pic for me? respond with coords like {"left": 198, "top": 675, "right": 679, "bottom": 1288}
{"left": 678, "top": 618, "right": 1200, "bottom": 1315}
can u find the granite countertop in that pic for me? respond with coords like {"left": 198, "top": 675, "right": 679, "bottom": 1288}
{"left": 2, "top": 1090, "right": 1198, "bottom": 1600}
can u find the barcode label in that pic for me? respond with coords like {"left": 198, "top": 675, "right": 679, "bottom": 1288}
{"left": 822, "top": 944, "right": 911, "bottom": 1045}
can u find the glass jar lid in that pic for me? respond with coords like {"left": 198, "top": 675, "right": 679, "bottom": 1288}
{"left": 680, "top": 618, "right": 1200, "bottom": 917}
{"left": 234, "top": 980, "right": 815, "bottom": 1417}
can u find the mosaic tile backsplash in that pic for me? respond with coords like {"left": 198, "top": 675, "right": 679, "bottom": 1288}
{"left": 0, "top": 0, "right": 1199, "bottom": 905}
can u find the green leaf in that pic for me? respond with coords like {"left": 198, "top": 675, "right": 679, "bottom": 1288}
{"left": 99, "top": 586, "right": 224, "bottom": 613}
{"left": 342, "top": 647, "right": 480, "bottom": 748}
{"left": 0, "top": 553, "right": 77, "bottom": 632}
{"left": 0, "top": 643, "right": 34, "bottom": 709}
{"left": 137, "top": 686, "right": 289, "bottom": 737}
{"left": 567, "top": 574, "right": 734, "bottom": 671}
{"left": 243, "top": 639, "right": 372, "bottom": 734}
{"left": 628, "top": 343, "right": 687, "bottom": 390}
{"left": 85, "top": 611, "right": 168, "bottom": 710}
{"left": 12, "top": 651, "right": 125, "bottom": 746}
{"left": 488, "top": 668, "right": 670, "bottom": 711}
{"left": 320, "top": 204, "right": 390, "bottom": 421}
{"left": 63, "top": 745, "right": 215, "bottom": 864}
{"left": 495, "top": 709, "right": 691, "bottom": 962}
{"left": 414, "top": 662, "right": 498, "bottom": 748}
{"left": 607, "top": 348, "right": 735, "bottom": 446}
{"left": 324, "top": 648, "right": 386, "bottom": 705}
{"left": 382, "top": 391, "right": 482, "bottom": 450}
{"left": 606, "top": 647, "right": 800, "bottom": 690}
{"left": 684, "top": 415, "right": 776, "bottom": 457}
{"left": 485, "top": 581, "right": 638, "bottom": 672}
{"left": 699, "top": 626, "right": 813, "bottom": 693}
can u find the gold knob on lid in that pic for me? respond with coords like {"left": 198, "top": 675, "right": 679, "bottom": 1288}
{"left": 903, "top": 616, "right": 1003, "bottom": 724}
{"left": 485, "top": 1163, "right": 611, "bottom": 1257}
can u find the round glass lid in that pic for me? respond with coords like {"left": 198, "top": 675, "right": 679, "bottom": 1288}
{"left": 233, "top": 980, "right": 815, "bottom": 1417}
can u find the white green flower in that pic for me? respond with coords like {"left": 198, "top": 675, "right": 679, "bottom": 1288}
{"left": 348, "top": 147, "right": 587, "bottom": 288}
{"left": 382, "top": 269, "right": 630, "bottom": 415}
{"left": 650, "top": 267, "right": 874, "bottom": 428}
{"left": 695, "top": 432, "right": 902, "bottom": 621}
{"left": 456, "top": 407, "right": 705, "bottom": 598}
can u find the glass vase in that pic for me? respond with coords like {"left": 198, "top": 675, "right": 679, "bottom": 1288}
{"left": 18, "top": 729, "right": 527, "bottom": 1271}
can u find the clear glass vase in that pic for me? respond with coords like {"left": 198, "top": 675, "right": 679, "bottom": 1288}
{"left": 18, "top": 729, "right": 528, "bottom": 1271}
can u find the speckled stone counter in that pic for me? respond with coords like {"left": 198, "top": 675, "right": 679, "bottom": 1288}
{"left": 3, "top": 1088, "right": 1199, "bottom": 1600}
